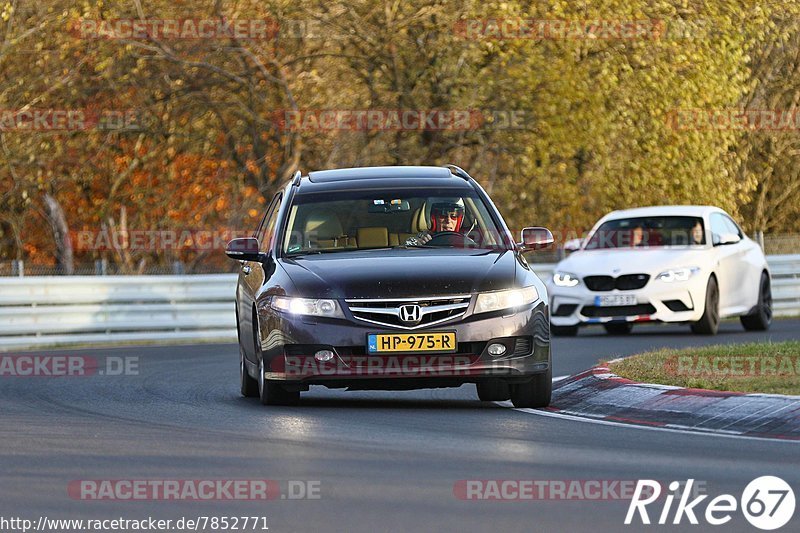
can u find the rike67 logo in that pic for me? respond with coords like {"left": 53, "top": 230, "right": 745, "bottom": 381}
{"left": 626, "top": 477, "right": 795, "bottom": 530}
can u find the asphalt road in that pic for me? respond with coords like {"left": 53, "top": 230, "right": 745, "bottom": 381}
{"left": 1, "top": 320, "right": 799, "bottom": 532}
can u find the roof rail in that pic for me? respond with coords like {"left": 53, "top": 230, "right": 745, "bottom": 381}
{"left": 291, "top": 170, "right": 302, "bottom": 187}
{"left": 444, "top": 164, "right": 471, "bottom": 180}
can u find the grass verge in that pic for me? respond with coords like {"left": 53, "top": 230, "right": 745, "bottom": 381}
{"left": 607, "top": 341, "right": 800, "bottom": 396}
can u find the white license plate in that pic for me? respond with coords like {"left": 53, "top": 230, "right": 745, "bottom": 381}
{"left": 594, "top": 295, "right": 637, "bottom": 307}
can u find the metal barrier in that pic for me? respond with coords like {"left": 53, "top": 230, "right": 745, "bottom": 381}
{"left": 1, "top": 256, "right": 798, "bottom": 350}
{"left": 0, "top": 274, "right": 238, "bottom": 350}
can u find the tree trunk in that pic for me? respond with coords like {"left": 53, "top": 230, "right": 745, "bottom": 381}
{"left": 42, "top": 193, "right": 74, "bottom": 275}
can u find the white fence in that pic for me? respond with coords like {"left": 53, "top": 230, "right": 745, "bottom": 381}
{"left": 1, "top": 255, "right": 798, "bottom": 350}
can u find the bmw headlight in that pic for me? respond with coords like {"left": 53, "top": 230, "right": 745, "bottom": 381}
{"left": 474, "top": 286, "right": 540, "bottom": 314}
{"left": 656, "top": 267, "right": 700, "bottom": 283}
{"left": 271, "top": 296, "right": 345, "bottom": 318}
{"left": 552, "top": 271, "right": 580, "bottom": 287}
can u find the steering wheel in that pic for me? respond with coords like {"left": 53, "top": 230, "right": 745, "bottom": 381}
{"left": 426, "top": 231, "right": 478, "bottom": 248}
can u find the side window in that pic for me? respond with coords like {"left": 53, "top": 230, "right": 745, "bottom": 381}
{"left": 709, "top": 213, "right": 727, "bottom": 245}
{"left": 257, "top": 193, "right": 282, "bottom": 254}
{"left": 722, "top": 215, "right": 743, "bottom": 238}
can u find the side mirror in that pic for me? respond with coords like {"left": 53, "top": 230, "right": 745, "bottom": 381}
{"left": 225, "top": 238, "right": 266, "bottom": 261}
{"left": 563, "top": 237, "right": 584, "bottom": 255}
{"left": 519, "top": 227, "right": 554, "bottom": 251}
{"left": 714, "top": 232, "right": 741, "bottom": 246}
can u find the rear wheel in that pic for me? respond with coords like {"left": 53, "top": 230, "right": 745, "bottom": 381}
{"left": 741, "top": 273, "right": 772, "bottom": 331}
{"left": 476, "top": 379, "right": 511, "bottom": 401}
{"left": 603, "top": 323, "right": 633, "bottom": 335}
{"left": 691, "top": 276, "right": 720, "bottom": 335}
{"left": 510, "top": 367, "right": 552, "bottom": 408}
{"left": 551, "top": 325, "right": 578, "bottom": 337}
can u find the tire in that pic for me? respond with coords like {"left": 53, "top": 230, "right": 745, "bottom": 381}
{"left": 551, "top": 325, "right": 579, "bottom": 337}
{"left": 740, "top": 273, "right": 772, "bottom": 331}
{"left": 240, "top": 347, "right": 259, "bottom": 398}
{"left": 258, "top": 357, "right": 300, "bottom": 406}
{"left": 603, "top": 322, "right": 633, "bottom": 335}
{"left": 510, "top": 367, "right": 552, "bottom": 408}
{"left": 476, "top": 379, "right": 511, "bottom": 401}
{"left": 253, "top": 311, "right": 300, "bottom": 406}
{"left": 691, "top": 276, "right": 720, "bottom": 335}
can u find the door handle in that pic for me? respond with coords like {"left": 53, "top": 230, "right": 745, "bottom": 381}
{"left": 242, "top": 265, "right": 251, "bottom": 275}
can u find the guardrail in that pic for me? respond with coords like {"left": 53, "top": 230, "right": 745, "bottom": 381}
{"left": 0, "top": 274, "right": 238, "bottom": 350}
{"left": 1, "top": 255, "right": 798, "bottom": 350}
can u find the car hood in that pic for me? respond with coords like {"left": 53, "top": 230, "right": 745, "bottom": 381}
{"left": 279, "top": 248, "right": 517, "bottom": 298}
{"left": 555, "top": 248, "right": 711, "bottom": 276}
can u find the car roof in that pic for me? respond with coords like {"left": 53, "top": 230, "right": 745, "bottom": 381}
{"left": 297, "top": 166, "right": 473, "bottom": 193}
{"left": 600, "top": 205, "right": 727, "bottom": 220}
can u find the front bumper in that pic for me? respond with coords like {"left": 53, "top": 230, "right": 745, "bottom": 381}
{"left": 548, "top": 277, "right": 707, "bottom": 327}
{"left": 256, "top": 300, "right": 550, "bottom": 386}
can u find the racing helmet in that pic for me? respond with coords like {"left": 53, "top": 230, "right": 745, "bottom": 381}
{"left": 429, "top": 199, "right": 465, "bottom": 232}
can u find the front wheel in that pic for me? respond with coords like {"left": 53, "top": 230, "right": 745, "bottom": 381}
{"left": 551, "top": 325, "right": 579, "bottom": 337}
{"left": 258, "top": 357, "right": 300, "bottom": 406}
{"left": 476, "top": 379, "right": 511, "bottom": 401}
{"left": 603, "top": 323, "right": 633, "bottom": 335}
{"left": 240, "top": 348, "right": 258, "bottom": 398}
{"left": 691, "top": 276, "right": 720, "bottom": 335}
{"left": 510, "top": 368, "right": 552, "bottom": 408}
{"left": 741, "top": 273, "right": 772, "bottom": 331}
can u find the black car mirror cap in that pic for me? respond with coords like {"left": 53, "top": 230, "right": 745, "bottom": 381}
{"left": 518, "top": 227, "right": 554, "bottom": 251}
{"left": 225, "top": 237, "right": 267, "bottom": 262}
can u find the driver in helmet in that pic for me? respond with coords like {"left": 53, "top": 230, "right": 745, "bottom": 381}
{"left": 405, "top": 200, "right": 465, "bottom": 246}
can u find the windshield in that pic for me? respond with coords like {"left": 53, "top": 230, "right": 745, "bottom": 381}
{"left": 281, "top": 188, "right": 506, "bottom": 255}
{"left": 584, "top": 216, "right": 706, "bottom": 249}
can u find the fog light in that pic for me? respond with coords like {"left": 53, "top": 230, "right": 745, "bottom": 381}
{"left": 314, "top": 349, "right": 335, "bottom": 362}
{"left": 487, "top": 343, "right": 507, "bottom": 357}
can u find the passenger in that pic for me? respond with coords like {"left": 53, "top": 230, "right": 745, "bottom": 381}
{"left": 630, "top": 224, "right": 645, "bottom": 247}
{"left": 690, "top": 220, "right": 705, "bottom": 245}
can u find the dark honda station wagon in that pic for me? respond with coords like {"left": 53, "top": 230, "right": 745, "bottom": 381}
{"left": 226, "top": 165, "right": 554, "bottom": 407}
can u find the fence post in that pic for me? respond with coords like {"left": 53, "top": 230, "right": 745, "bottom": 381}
{"left": 172, "top": 261, "right": 185, "bottom": 275}
{"left": 11, "top": 260, "right": 24, "bottom": 277}
{"left": 756, "top": 230, "right": 765, "bottom": 251}
{"left": 94, "top": 259, "right": 108, "bottom": 275}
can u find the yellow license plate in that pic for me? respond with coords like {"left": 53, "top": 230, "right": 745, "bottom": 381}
{"left": 367, "top": 332, "right": 457, "bottom": 353}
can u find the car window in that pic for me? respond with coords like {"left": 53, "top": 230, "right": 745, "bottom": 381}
{"left": 722, "top": 215, "right": 743, "bottom": 238}
{"left": 257, "top": 193, "right": 282, "bottom": 254}
{"left": 710, "top": 213, "right": 740, "bottom": 245}
{"left": 584, "top": 216, "right": 706, "bottom": 249}
{"left": 281, "top": 188, "right": 506, "bottom": 254}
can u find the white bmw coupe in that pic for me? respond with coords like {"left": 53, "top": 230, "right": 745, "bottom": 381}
{"left": 547, "top": 206, "right": 772, "bottom": 336}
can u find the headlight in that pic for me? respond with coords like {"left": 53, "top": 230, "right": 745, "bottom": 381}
{"left": 271, "top": 296, "right": 345, "bottom": 318}
{"left": 656, "top": 267, "right": 700, "bottom": 283}
{"left": 552, "top": 271, "right": 580, "bottom": 287}
{"left": 474, "top": 286, "right": 540, "bottom": 314}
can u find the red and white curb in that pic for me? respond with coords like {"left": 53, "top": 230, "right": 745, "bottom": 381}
{"left": 499, "top": 366, "right": 800, "bottom": 442}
